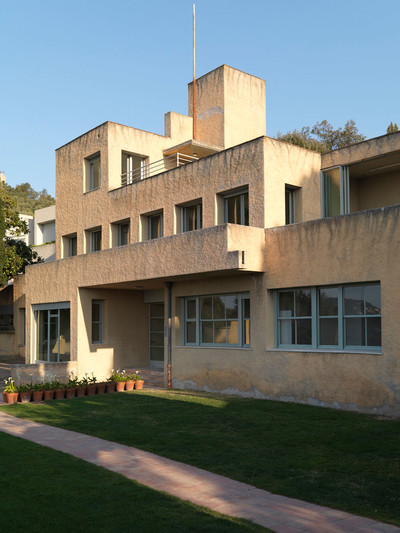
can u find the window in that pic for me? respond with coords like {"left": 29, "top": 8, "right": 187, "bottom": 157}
{"left": 182, "top": 202, "right": 202, "bottom": 232}
{"left": 68, "top": 235, "right": 77, "bottom": 257}
{"left": 89, "top": 228, "right": 102, "bottom": 252}
{"left": 86, "top": 153, "right": 100, "bottom": 191}
{"left": 183, "top": 293, "right": 250, "bottom": 347}
{"left": 34, "top": 303, "right": 70, "bottom": 362}
{"left": 121, "top": 152, "right": 146, "bottom": 186}
{"left": 321, "top": 166, "right": 349, "bottom": 217}
{"left": 275, "top": 283, "right": 381, "bottom": 351}
{"left": 118, "top": 222, "right": 130, "bottom": 246}
{"left": 148, "top": 213, "right": 163, "bottom": 240}
{"left": 92, "top": 300, "right": 103, "bottom": 344}
{"left": 285, "top": 186, "right": 298, "bottom": 224}
{"left": 224, "top": 189, "right": 249, "bottom": 225}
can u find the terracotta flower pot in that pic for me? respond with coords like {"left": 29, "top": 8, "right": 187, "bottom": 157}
{"left": 135, "top": 380, "right": 144, "bottom": 390}
{"left": 116, "top": 382, "right": 125, "bottom": 392}
{"left": 86, "top": 384, "right": 97, "bottom": 396}
{"left": 55, "top": 389, "right": 66, "bottom": 400}
{"left": 76, "top": 386, "right": 87, "bottom": 397}
{"left": 2, "top": 391, "right": 7, "bottom": 403}
{"left": 106, "top": 382, "right": 115, "bottom": 393}
{"left": 19, "top": 391, "right": 32, "bottom": 403}
{"left": 5, "top": 392, "right": 19, "bottom": 404}
{"left": 43, "top": 390, "right": 54, "bottom": 401}
{"left": 65, "top": 387, "right": 76, "bottom": 399}
{"left": 32, "top": 390, "right": 44, "bottom": 402}
{"left": 96, "top": 382, "right": 106, "bottom": 394}
{"left": 125, "top": 380, "right": 135, "bottom": 391}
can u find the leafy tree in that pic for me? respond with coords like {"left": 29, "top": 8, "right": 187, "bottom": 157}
{"left": 277, "top": 119, "right": 366, "bottom": 153}
{"left": 386, "top": 122, "right": 399, "bottom": 134}
{"left": 2, "top": 181, "right": 54, "bottom": 216}
{"left": 0, "top": 187, "right": 43, "bottom": 285}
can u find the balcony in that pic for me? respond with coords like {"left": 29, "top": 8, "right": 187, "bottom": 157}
{"left": 121, "top": 153, "right": 198, "bottom": 187}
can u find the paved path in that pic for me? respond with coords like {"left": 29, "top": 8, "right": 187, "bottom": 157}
{"left": 0, "top": 410, "right": 398, "bottom": 533}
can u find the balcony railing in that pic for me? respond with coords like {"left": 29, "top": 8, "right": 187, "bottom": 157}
{"left": 121, "top": 153, "right": 199, "bottom": 187}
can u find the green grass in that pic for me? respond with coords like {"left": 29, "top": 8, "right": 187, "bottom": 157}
{"left": 0, "top": 431, "right": 268, "bottom": 532}
{"left": 2, "top": 390, "right": 400, "bottom": 526}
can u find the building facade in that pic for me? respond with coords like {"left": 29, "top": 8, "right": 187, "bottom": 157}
{"left": 12, "top": 65, "right": 400, "bottom": 415}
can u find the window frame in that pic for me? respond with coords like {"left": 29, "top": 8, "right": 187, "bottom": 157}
{"left": 285, "top": 185, "right": 297, "bottom": 225}
{"left": 321, "top": 166, "right": 350, "bottom": 217}
{"left": 182, "top": 202, "right": 202, "bottom": 232}
{"left": 148, "top": 213, "right": 163, "bottom": 240}
{"left": 68, "top": 235, "right": 77, "bottom": 257}
{"left": 183, "top": 293, "right": 250, "bottom": 348}
{"left": 89, "top": 228, "right": 102, "bottom": 253}
{"left": 275, "top": 283, "right": 381, "bottom": 352}
{"left": 118, "top": 222, "right": 130, "bottom": 246}
{"left": 92, "top": 300, "right": 103, "bottom": 345}
{"left": 33, "top": 302, "right": 71, "bottom": 363}
{"left": 86, "top": 153, "right": 101, "bottom": 191}
{"left": 223, "top": 188, "right": 249, "bottom": 226}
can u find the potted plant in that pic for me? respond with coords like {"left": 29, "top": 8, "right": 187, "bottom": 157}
{"left": 3, "top": 378, "right": 19, "bottom": 404}
{"left": 125, "top": 373, "right": 135, "bottom": 391}
{"left": 51, "top": 378, "right": 66, "bottom": 400}
{"left": 134, "top": 371, "right": 144, "bottom": 390}
{"left": 17, "top": 383, "right": 32, "bottom": 403}
{"left": 106, "top": 369, "right": 118, "bottom": 393}
{"left": 32, "top": 382, "right": 44, "bottom": 402}
{"left": 66, "top": 372, "right": 78, "bottom": 399}
{"left": 115, "top": 369, "right": 127, "bottom": 392}
{"left": 76, "top": 375, "right": 88, "bottom": 397}
{"left": 86, "top": 373, "right": 97, "bottom": 396}
{"left": 42, "top": 380, "right": 54, "bottom": 401}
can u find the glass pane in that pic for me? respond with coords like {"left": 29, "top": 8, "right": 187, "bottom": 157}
{"left": 92, "top": 323, "right": 100, "bottom": 344}
{"left": 69, "top": 236, "right": 77, "bottom": 257}
{"left": 367, "top": 317, "right": 381, "bottom": 346}
{"left": 345, "top": 317, "right": 365, "bottom": 346}
{"left": 186, "top": 322, "right": 196, "bottom": 343}
{"left": 184, "top": 205, "right": 197, "bottom": 232}
{"left": 150, "top": 303, "right": 164, "bottom": 318}
{"left": 213, "top": 297, "right": 225, "bottom": 319}
{"left": 150, "top": 318, "right": 164, "bottom": 332}
{"left": 37, "top": 310, "right": 49, "bottom": 361}
{"left": 225, "top": 295, "right": 238, "bottom": 319}
{"left": 90, "top": 158, "right": 100, "bottom": 189}
{"left": 150, "top": 215, "right": 161, "bottom": 239}
{"left": 319, "top": 287, "right": 338, "bottom": 316}
{"left": 200, "top": 297, "right": 212, "bottom": 319}
{"left": 243, "top": 298, "right": 250, "bottom": 319}
{"left": 59, "top": 309, "right": 70, "bottom": 362}
{"left": 319, "top": 318, "right": 338, "bottom": 346}
{"left": 91, "top": 231, "right": 101, "bottom": 252}
{"left": 243, "top": 193, "right": 249, "bottom": 225}
{"left": 201, "top": 322, "right": 213, "bottom": 343}
{"left": 297, "top": 319, "right": 312, "bottom": 345}
{"left": 214, "top": 322, "right": 226, "bottom": 343}
{"left": 226, "top": 195, "right": 241, "bottom": 224}
{"left": 324, "top": 167, "right": 340, "bottom": 217}
{"left": 150, "top": 332, "right": 164, "bottom": 346}
{"left": 344, "top": 286, "right": 363, "bottom": 315}
{"left": 279, "top": 319, "right": 294, "bottom": 344}
{"left": 243, "top": 319, "right": 250, "bottom": 345}
{"left": 279, "top": 292, "right": 294, "bottom": 318}
{"left": 296, "top": 289, "right": 311, "bottom": 317}
{"left": 150, "top": 346, "right": 164, "bottom": 361}
{"left": 226, "top": 320, "right": 239, "bottom": 344}
{"left": 186, "top": 299, "right": 196, "bottom": 320}
{"left": 49, "top": 315, "right": 58, "bottom": 362}
{"left": 92, "top": 302, "right": 100, "bottom": 322}
{"left": 365, "top": 285, "right": 381, "bottom": 315}
{"left": 119, "top": 224, "right": 129, "bottom": 245}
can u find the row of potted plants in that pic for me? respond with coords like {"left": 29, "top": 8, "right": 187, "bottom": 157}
{"left": 2, "top": 370, "right": 144, "bottom": 404}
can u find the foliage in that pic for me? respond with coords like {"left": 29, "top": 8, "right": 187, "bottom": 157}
{"left": 1, "top": 182, "right": 54, "bottom": 216}
{"left": 3, "top": 378, "right": 17, "bottom": 393}
{"left": 387, "top": 122, "right": 399, "bottom": 134}
{"left": 17, "top": 384, "right": 32, "bottom": 393}
{"left": 108, "top": 369, "right": 127, "bottom": 382}
{"left": 67, "top": 372, "right": 79, "bottom": 388}
{"left": 4, "top": 391, "right": 399, "bottom": 526}
{"left": 276, "top": 119, "right": 366, "bottom": 152}
{"left": 0, "top": 202, "right": 5, "bottom": 285}
{"left": 50, "top": 378, "right": 65, "bottom": 390}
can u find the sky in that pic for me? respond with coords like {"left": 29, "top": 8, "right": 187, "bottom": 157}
{"left": 1, "top": 0, "right": 400, "bottom": 197}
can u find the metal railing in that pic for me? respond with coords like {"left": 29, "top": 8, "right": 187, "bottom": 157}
{"left": 121, "top": 153, "right": 199, "bottom": 187}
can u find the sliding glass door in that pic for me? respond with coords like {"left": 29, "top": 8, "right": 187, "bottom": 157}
{"left": 34, "top": 304, "right": 70, "bottom": 362}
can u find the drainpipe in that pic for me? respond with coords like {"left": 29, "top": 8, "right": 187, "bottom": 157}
{"left": 166, "top": 282, "right": 173, "bottom": 389}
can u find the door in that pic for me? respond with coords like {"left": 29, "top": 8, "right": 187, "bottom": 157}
{"left": 149, "top": 303, "right": 164, "bottom": 368}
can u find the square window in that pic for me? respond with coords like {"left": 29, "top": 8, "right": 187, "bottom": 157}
{"left": 223, "top": 189, "right": 249, "bottom": 226}
{"left": 182, "top": 203, "right": 202, "bottom": 232}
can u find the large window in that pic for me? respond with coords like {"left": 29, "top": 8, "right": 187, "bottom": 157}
{"left": 224, "top": 189, "right": 249, "bottom": 225}
{"left": 92, "top": 300, "right": 103, "bottom": 344}
{"left": 275, "top": 283, "right": 381, "bottom": 351}
{"left": 321, "top": 166, "right": 349, "bottom": 217}
{"left": 183, "top": 293, "right": 250, "bottom": 347}
{"left": 86, "top": 153, "right": 100, "bottom": 191}
{"left": 34, "top": 303, "right": 70, "bottom": 362}
{"left": 121, "top": 152, "right": 147, "bottom": 186}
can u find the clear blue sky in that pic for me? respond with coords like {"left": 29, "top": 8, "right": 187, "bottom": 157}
{"left": 1, "top": 0, "right": 400, "bottom": 197}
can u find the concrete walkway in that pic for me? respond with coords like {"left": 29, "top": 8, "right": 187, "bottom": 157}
{"left": 0, "top": 410, "right": 398, "bottom": 533}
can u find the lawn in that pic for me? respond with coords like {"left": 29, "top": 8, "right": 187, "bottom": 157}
{"left": 1, "top": 390, "right": 399, "bottom": 527}
{"left": 0, "top": 431, "right": 268, "bottom": 532}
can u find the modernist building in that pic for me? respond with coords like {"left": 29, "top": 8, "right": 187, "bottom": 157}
{"left": 12, "top": 65, "right": 400, "bottom": 415}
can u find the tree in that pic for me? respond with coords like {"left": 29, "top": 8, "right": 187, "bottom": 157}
{"left": 386, "top": 122, "right": 399, "bottom": 134}
{"left": 276, "top": 119, "right": 366, "bottom": 153}
{"left": 0, "top": 186, "right": 43, "bottom": 285}
{"left": 2, "top": 181, "right": 55, "bottom": 216}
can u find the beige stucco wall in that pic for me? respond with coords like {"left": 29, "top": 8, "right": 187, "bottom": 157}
{"left": 350, "top": 172, "right": 400, "bottom": 212}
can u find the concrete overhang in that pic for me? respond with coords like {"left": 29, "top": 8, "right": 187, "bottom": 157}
{"left": 163, "top": 139, "right": 222, "bottom": 159}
